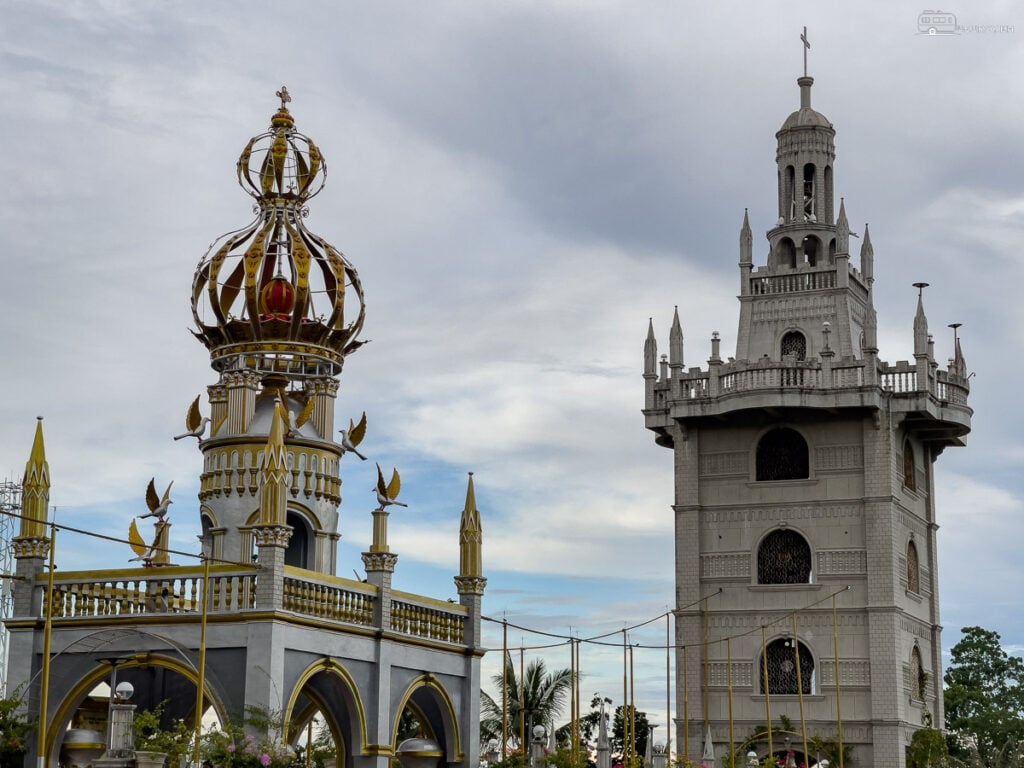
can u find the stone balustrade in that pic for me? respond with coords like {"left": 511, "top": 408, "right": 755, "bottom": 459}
{"left": 36, "top": 564, "right": 469, "bottom": 646}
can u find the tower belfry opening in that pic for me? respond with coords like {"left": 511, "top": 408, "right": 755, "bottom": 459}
{"left": 644, "top": 39, "right": 972, "bottom": 768}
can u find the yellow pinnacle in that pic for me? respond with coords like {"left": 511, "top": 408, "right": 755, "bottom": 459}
{"left": 258, "top": 399, "right": 289, "bottom": 526}
{"left": 459, "top": 472, "right": 482, "bottom": 578}
{"left": 19, "top": 418, "right": 50, "bottom": 538}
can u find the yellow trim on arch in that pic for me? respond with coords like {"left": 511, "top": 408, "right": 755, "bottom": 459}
{"left": 290, "top": 690, "right": 346, "bottom": 766}
{"left": 283, "top": 658, "right": 369, "bottom": 755}
{"left": 392, "top": 674, "right": 463, "bottom": 762}
{"left": 46, "top": 653, "right": 227, "bottom": 763}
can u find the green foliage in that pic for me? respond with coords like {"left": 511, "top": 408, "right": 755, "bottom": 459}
{"left": 543, "top": 745, "right": 589, "bottom": 768}
{"left": 944, "top": 626, "right": 1024, "bottom": 762}
{"left": 199, "top": 706, "right": 305, "bottom": 768}
{"left": 133, "top": 704, "right": 194, "bottom": 765}
{"left": 487, "top": 750, "right": 529, "bottom": 768}
{"left": 611, "top": 705, "right": 648, "bottom": 761}
{"left": 480, "top": 653, "right": 575, "bottom": 748}
{"left": 907, "top": 728, "right": 949, "bottom": 768}
{"left": 0, "top": 694, "right": 35, "bottom": 766}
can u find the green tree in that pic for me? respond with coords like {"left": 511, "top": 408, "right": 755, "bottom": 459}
{"left": 612, "top": 705, "right": 649, "bottom": 763}
{"left": 481, "top": 652, "right": 575, "bottom": 748}
{"left": 906, "top": 727, "right": 948, "bottom": 768}
{"left": 944, "top": 626, "right": 1024, "bottom": 761}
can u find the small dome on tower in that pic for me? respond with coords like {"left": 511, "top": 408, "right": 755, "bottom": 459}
{"left": 780, "top": 76, "right": 832, "bottom": 130}
{"left": 190, "top": 87, "right": 366, "bottom": 378}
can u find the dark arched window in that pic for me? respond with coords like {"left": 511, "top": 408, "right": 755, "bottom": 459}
{"left": 907, "top": 540, "right": 920, "bottom": 594}
{"left": 756, "top": 428, "right": 809, "bottom": 481}
{"left": 758, "top": 529, "right": 812, "bottom": 584}
{"left": 761, "top": 638, "right": 814, "bottom": 694}
{"left": 777, "top": 237, "right": 796, "bottom": 269}
{"left": 910, "top": 646, "right": 925, "bottom": 700}
{"left": 903, "top": 439, "right": 916, "bottom": 491}
{"left": 802, "top": 235, "right": 821, "bottom": 266}
{"left": 285, "top": 511, "right": 311, "bottom": 569}
{"left": 780, "top": 331, "right": 807, "bottom": 361}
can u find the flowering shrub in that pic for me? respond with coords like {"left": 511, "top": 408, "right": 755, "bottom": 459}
{"left": 0, "top": 694, "right": 35, "bottom": 766}
{"left": 200, "top": 723, "right": 304, "bottom": 768}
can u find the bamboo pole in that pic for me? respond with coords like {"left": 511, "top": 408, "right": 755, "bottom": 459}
{"left": 762, "top": 625, "right": 773, "bottom": 760}
{"left": 727, "top": 638, "right": 734, "bottom": 768}
{"left": 665, "top": 614, "right": 672, "bottom": 761}
{"left": 502, "top": 621, "right": 508, "bottom": 759}
{"left": 37, "top": 523, "right": 56, "bottom": 768}
{"left": 193, "top": 556, "right": 212, "bottom": 764}
{"left": 683, "top": 645, "right": 689, "bottom": 759}
{"left": 791, "top": 613, "right": 809, "bottom": 765}
{"left": 832, "top": 593, "right": 844, "bottom": 768}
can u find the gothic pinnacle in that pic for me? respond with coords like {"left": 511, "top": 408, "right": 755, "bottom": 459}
{"left": 644, "top": 318, "right": 657, "bottom": 376}
{"left": 19, "top": 417, "right": 50, "bottom": 539}
{"left": 740, "top": 208, "right": 753, "bottom": 265}
{"left": 669, "top": 306, "right": 684, "bottom": 369}
{"left": 459, "top": 472, "right": 482, "bottom": 579}
{"left": 860, "top": 222, "right": 874, "bottom": 283}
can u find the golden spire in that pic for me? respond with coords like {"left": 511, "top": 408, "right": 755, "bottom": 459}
{"left": 19, "top": 417, "right": 49, "bottom": 538}
{"left": 258, "top": 398, "right": 289, "bottom": 526}
{"left": 458, "top": 472, "right": 482, "bottom": 578}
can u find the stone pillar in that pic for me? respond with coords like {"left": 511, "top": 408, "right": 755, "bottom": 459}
{"left": 11, "top": 537, "right": 49, "bottom": 617}
{"left": 362, "top": 550, "right": 398, "bottom": 631}
{"left": 254, "top": 525, "right": 291, "bottom": 610}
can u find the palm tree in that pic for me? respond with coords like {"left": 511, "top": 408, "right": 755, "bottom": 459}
{"left": 481, "top": 652, "right": 575, "bottom": 748}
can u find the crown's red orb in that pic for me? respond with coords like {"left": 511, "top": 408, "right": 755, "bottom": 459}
{"left": 261, "top": 277, "right": 296, "bottom": 315}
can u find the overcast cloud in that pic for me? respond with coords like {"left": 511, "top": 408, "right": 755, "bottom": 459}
{"left": 2, "top": 0, "right": 1022, "bottom": 722}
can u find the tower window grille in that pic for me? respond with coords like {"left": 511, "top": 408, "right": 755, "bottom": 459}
{"left": 756, "top": 427, "right": 809, "bottom": 481}
{"left": 757, "top": 529, "right": 812, "bottom": 584}
{"left": 910, "top": 646, "right": 925, "bottom": 700}
{"left": 780, "top": 331, "right": 807, "bottom": 361}
{"left": 903, "top": 439, "right": 916, "bottom": 491}
{"left": 907, "top": 540, "right": 920, "bottom": 594}
{"left": 761, "top": 638, "right": 814, "bottom": 695}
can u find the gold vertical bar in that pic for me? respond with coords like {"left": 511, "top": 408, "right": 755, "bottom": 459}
{"left": 833, "top": 593, "right": 844, "bottom": 768}
{"left": 682, "top": 645, "right": 689, "bottom": 759}
{"left": 37, "top": 523, "right": 57, "bottom": 768}
{"left": 702, "top": 598, "right": 710, "bottom": 736}
{"left": 666, "top": 614, "right": 672, "bottom": 762}
{"left": 502, "top": 621, "right": 508, "bottom": 760}
{"left": 792, "top": 613, "right": 809, "bottom": 765}
{"left": 629, "top": 644, "right": 636, "bottom": 765}
{"left": 519, "top": 646, "right": 525, "bottom": 752}
{"left": 193, "top": 557, "right": 212, "bottom": 764}
{"left": 762, "top": 625, "right": 773, "bottom": 759}
{"left": 727, "top": 638, "right": 734, "bottom": 768}
{"left": 622, "top": 630, "right": 628, "bottom": 763}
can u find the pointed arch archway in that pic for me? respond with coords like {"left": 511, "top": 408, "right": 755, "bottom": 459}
{"left": 393, "top": 674, "right": 463, "bottom": 764}
{"left": 284, "top": 658, "right": 369, "bottom": 768}
{"left": 46, "top": 652, "right": 228, "bottom": 764}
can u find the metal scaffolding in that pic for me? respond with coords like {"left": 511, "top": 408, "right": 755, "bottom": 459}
{"left": 0, "top": 479, "right": 20, "bottom": 696}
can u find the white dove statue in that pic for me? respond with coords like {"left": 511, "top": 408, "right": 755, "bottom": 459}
{"left": 127, "top": 518, "right": 157, "bottom": 566}
{"left": 277, "top": 389, "right": 316, "bottom": 437}
{"left": 339, "top": 411, "right": 368, "bottom": 461}
{"left": 374, "top": 463, "right": 407, "bottom": 510}
{"left": 138, "top": 478, "right": 173, "bottom": 520}
{"left": 174, "top": 396, "right": 211, "bottom": 441}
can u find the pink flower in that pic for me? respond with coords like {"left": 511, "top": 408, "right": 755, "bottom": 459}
{"left": 259, "top": 753, "right": 272, "bottom": 766}
{"left": 227, "top": 744, "right": 236, "bottom": 752}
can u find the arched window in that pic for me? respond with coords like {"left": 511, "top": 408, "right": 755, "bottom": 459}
{"left": 756, "top": 428, "right": 809, "bottom": 481}
{"left": 780, "top": 331, "right": 807, "bottom": 361}
{"left": 758, "top": 529, "right": 812, "bottom": 584}
{"left": 777, "top": 237, "right": 796, "bottom": 269}
{"left": 802, "top": 163, "right": 816, "bottom": 220}
{"left": 910, "top": 646, "right": 925, "bottom": 700}
{"left": 907, "top": 540, "right": 920, "bottom": 594}
{"left": 285, "top": 511, "right": 312, "bottom": 569}
{"left": 802, "top": 235, "right": 821, "bottom": 266}
{"left": 903, "top": 439, "right": 916, "bottom": 491}
{"left": 761, "top": 638, "right": 814, "bottom": 694}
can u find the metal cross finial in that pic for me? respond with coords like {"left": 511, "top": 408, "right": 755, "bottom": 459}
{"left": 801, "top": 26, "right": 811, "bottom": 77}
{"left": 276, "top": 86, "right": 292, "bottom": 110}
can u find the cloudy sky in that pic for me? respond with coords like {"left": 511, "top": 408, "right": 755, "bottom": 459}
{"left": 2, "top": 0, "right": 1022, "bottom": 730}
